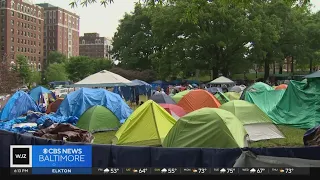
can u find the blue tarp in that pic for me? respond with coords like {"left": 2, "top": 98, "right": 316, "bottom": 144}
{"left": 56, "top": 88, "right": 132, "bottom": 123}
{"left": 151, "top": 80, "right": 169, "bottom": 90}
{"left": 132, "top": 79, "right": 152, "bottom": 96}
{"left": 0, "top": 91, "right": 40, "bottom": 121}
{"left": 29, "top": 86, "right": 54, "bottom": 103}
{"left": 0, "top": 112, "right": 78, "bottom": 133}
{"left": 1, "top": 129, "right": 320, "bottom": 168}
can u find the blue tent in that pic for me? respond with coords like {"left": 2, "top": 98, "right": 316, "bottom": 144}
{"left": 56, "top": 88, "right": 132, "bottom": 123}
{"left": 29, "top": 86, "right": 55, "bottom": 103}
{"left": 0, "top": 91, "right": 41, "bottom": 121}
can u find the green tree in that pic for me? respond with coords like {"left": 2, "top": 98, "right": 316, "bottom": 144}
{"left": 46, "top": 51, "right": 67, "bottom": 66}
{"left": 93, "top": 58, "right": 113, "bottom": 72}
{"left": 14, "top": 55, "right": 32, "bottom": 85}
{"left": 30, "top": 71, "right": 42, "bottom": 85}
{"left": 45, "top": 63, "right": 68, "bottom": 82}
{"left": 65, "top": 56, "right": 95, "bottom": 81}
{"left": 111, "top": 4, "right": 154, "bottom": 70}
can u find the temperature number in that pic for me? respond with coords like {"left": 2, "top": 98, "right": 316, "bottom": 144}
{"left": 139, "top": 168, "right": 148, "bottom": 174}
{"left": 110, "top": 168, "right": 119, "bottom": 173}
{"left": 168, "top": 168, "right": 177, "bottom": 174}
{"left": 198, "top": 168, "right": 207, "bottom": 174}
{"left": 285, "top": 168, "right": 294, "bottom": 174}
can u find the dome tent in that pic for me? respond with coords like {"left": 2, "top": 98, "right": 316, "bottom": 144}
{"left": 159, "top": 103, "right": 186, "bottom": 120}
{"left": 56, "top": 88, "right": 132, "bottom": 123}
{"left": 219, "top": 100, "right": 284, "bottom": 141}
{"left": 177, "top": 89, "right": 221, "bottom": 113}
{"left": 29, "top": 86, "right": 55, "bottom": 104}
{"left": 163, "top": 108, "right": 248, "bottom": 148}
{"left": 76, "top": 105, "right": 120, "bottom": 133}
{"left": 172, "top": 90, "right": 190, "bottom": 103}
{"left": 113, "top": 100, "right": 176, "bottom": 146}
{"left": 0, "top": 91, "right": 40, "bottom": 121}
{"left": 150, "top": 93, "right": 176, "bottom": 104}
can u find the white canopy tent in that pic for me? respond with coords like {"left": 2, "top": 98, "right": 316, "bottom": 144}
{"left": 208, "top": 76, "right": 235, "bottom": 85}
{"left": 70, "top": 70, "right": 135, "bottom": 87}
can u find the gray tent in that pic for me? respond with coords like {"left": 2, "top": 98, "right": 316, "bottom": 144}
{"left": 150, "top": 93, "right": 176, "bottom": 104}
{"left": 304, "top": 70, "right": 320, "bottom": 79}
{"left": 234, "top": 151, "right": 320, "bottom": 167}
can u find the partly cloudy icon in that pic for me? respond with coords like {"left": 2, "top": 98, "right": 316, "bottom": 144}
{"left": 161, "top": 168, "right": 167, "bottom": 173}
{"left": 220, "top": 168, "right": 226, "bottom": 173}
{"left": 43, "top": 148, "right": 48, "bottom": 154}
{"left": 250, "top": 168, "right": 256, "bottom": 173}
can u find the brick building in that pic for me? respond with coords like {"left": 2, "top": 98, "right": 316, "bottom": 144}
{"left": 79, "top": 33, "right": 112, "bottom": 59}
{"left": 36, "top": 3, "right": 79, "bottom": 63}
{"left": 0, "top": 0, "right": 44, "bottom": 71}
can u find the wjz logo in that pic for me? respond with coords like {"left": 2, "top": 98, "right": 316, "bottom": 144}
{"left": 10, "top": 145, "right": 32, "bottom": 167}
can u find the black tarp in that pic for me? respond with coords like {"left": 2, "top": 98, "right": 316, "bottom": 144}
{"left": 2, "top": 130, "right": 320, "bottom": 167}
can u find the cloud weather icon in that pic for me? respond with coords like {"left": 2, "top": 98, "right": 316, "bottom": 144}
{"left": 104, "top": 168, "right": 109, "bottom": 173}
{"left": 161, "top": 168, "right": 167, "bottom": 173}
{"left": 220, "top": 168, "right": 226, "bottom": 173}
{"left": 250, "top": 168, "right": 256, "bottom": 173}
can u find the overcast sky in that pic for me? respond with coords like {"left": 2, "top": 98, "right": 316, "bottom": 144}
{"left": 33, "top": 0, "right": 320, "bottom": 38}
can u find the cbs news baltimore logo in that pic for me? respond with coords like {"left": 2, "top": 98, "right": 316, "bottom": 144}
{"left": 10, "top": 145, "right": 32, "bottom": 168}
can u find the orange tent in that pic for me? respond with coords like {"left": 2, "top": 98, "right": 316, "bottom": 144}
{"left": 46, "top": 98, "right": 64, "bottom": 114}
{"left": 275, "top": 84, "right": 288, "bottom": 90}
{"left": 177, "top": 89, "right": 221, "bottom": 113}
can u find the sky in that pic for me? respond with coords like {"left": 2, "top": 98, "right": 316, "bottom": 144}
{"left": 33, "top": 0, "right": 320, "bottom": 39}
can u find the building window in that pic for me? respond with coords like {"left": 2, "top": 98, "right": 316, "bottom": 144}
{"left": 38, "top": 11, "right": 41, "bottom": 18}
{"left": 39, "top": 20, "right": 41, "bottom": 24}
{"left": 11, "top": 11, "right": 14, "bottom": 17}
{"left": 38, "top": 63, "right": 41, "bottom": 71}
{"left": 11, "top": 1, "right": 15, "bottom": 9}
{"left": 17, "top": 3, "right": 20, "bottom": 10}
{"left": 28, "top": 24, "right": 30, "bottom": 29}
{"left": 49, "top": 19, "right": 51, "bottom": 24}
{"left": 53, "top": 19, "right": 56, "bottom": 23}
{"left": 11, "top": 28, "right": 14, "bottom": 34}
{"left": 0, "top": 10, "right": 4, "bottom": 15}
{"left": 11, "top": 37, "right": 14, "bottom": 42}
{"left": 82, "top": 40, "right": 85, "bottom": 44}
{"left": 11, "top": 46, "right": 14, "bottom": 52}
{"left": 38, "top": 27, "right": 41, "bottom": 32}
{"left": 18, "top": 38, "right": 20, "bottom": 43}
{"left": 11, "top": 20, "right": 14, "bottom": 26}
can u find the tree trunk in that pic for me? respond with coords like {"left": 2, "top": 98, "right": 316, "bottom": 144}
{"left": 211, "top": 66, "right": 219, "bottom": 79}
{"left": 264, "top": 58, "right": 270, "bottom": 81}
{"left": 273, "top": 61, "right": 276, "bottom": 74}
{"left": 291, "top": 56, "right": 294, "bottom": 74}
{"left": 309, "top": 59, "right": 313, "bottom": 73}
{"left": 279, "top": 64, "right": 283, "bottom": 74}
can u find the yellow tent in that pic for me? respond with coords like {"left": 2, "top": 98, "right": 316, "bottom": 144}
{"left": 114, "top": 100, "right": 176, "bottom": 146}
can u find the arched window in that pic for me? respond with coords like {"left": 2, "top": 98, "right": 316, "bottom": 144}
{"left": 38, "top": 11, "right": 41, "bottom": 18}
{"left": 11, "top": 1, "right": 15, "bottom": 9}
{"left": 30, "top": 8, "right": 33, "bottom": 15}
{"left": 17, "top": 3, "right": 20, "bottom": 10}
{"left": 82, "top": 40, "right": 85, "bottom": 44}
{"left": 20, "top": 5, "right": 23, "bottom": 12}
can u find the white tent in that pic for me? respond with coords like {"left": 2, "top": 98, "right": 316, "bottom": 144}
{"left": 209, "top": 76, "right": 235, "bottom": 84}
{"left": 71, "top": 70, "right": 135, "bottom": 87}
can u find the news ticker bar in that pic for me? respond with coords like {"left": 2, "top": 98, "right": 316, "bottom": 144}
{"left": 9, "top": 167, "right": 310, "bottom": 175}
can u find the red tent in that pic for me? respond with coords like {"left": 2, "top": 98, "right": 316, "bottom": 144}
{"left": 159, "top": 103, "right": 186, "bottom": 120}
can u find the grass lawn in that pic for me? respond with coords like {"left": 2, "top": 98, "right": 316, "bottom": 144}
{"left": 92, "top": 125, "right": 307, "bottom": 147}
{"left": 93, "top": 131, "right": 117, "bottom": 144}
{"left": 250, "top": 125, "right": 306, "bottom": 148}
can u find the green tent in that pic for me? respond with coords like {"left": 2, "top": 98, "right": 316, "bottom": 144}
{"left": 163, "top": 108, "right": 247, "bottom": 148}
{"left": 114, "top": 100, "right": 176, "bottom": 146}
{"left": 172, "top": 90, "right": 190, "bottom": 103}
{"left": 220, "top": 100, "right": 272, "bottom": 125}
{"left": 240, "top": 82, "right": 273, "bottom": 100}
{"left": 214, "top": 92, "right": 230, "bottom": 104}
{"left": 224, "top": 92, "right": 240, "bottom": 100}
{"left": 76, "top": 105, "right": 120, "bottom": 133}
{"left": 220, "top": 100, "right": 284, "bottom": 141}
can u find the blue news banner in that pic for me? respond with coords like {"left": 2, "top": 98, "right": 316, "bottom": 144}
{"left": 10, "top": 145, "right": 92, "bottom": 175}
